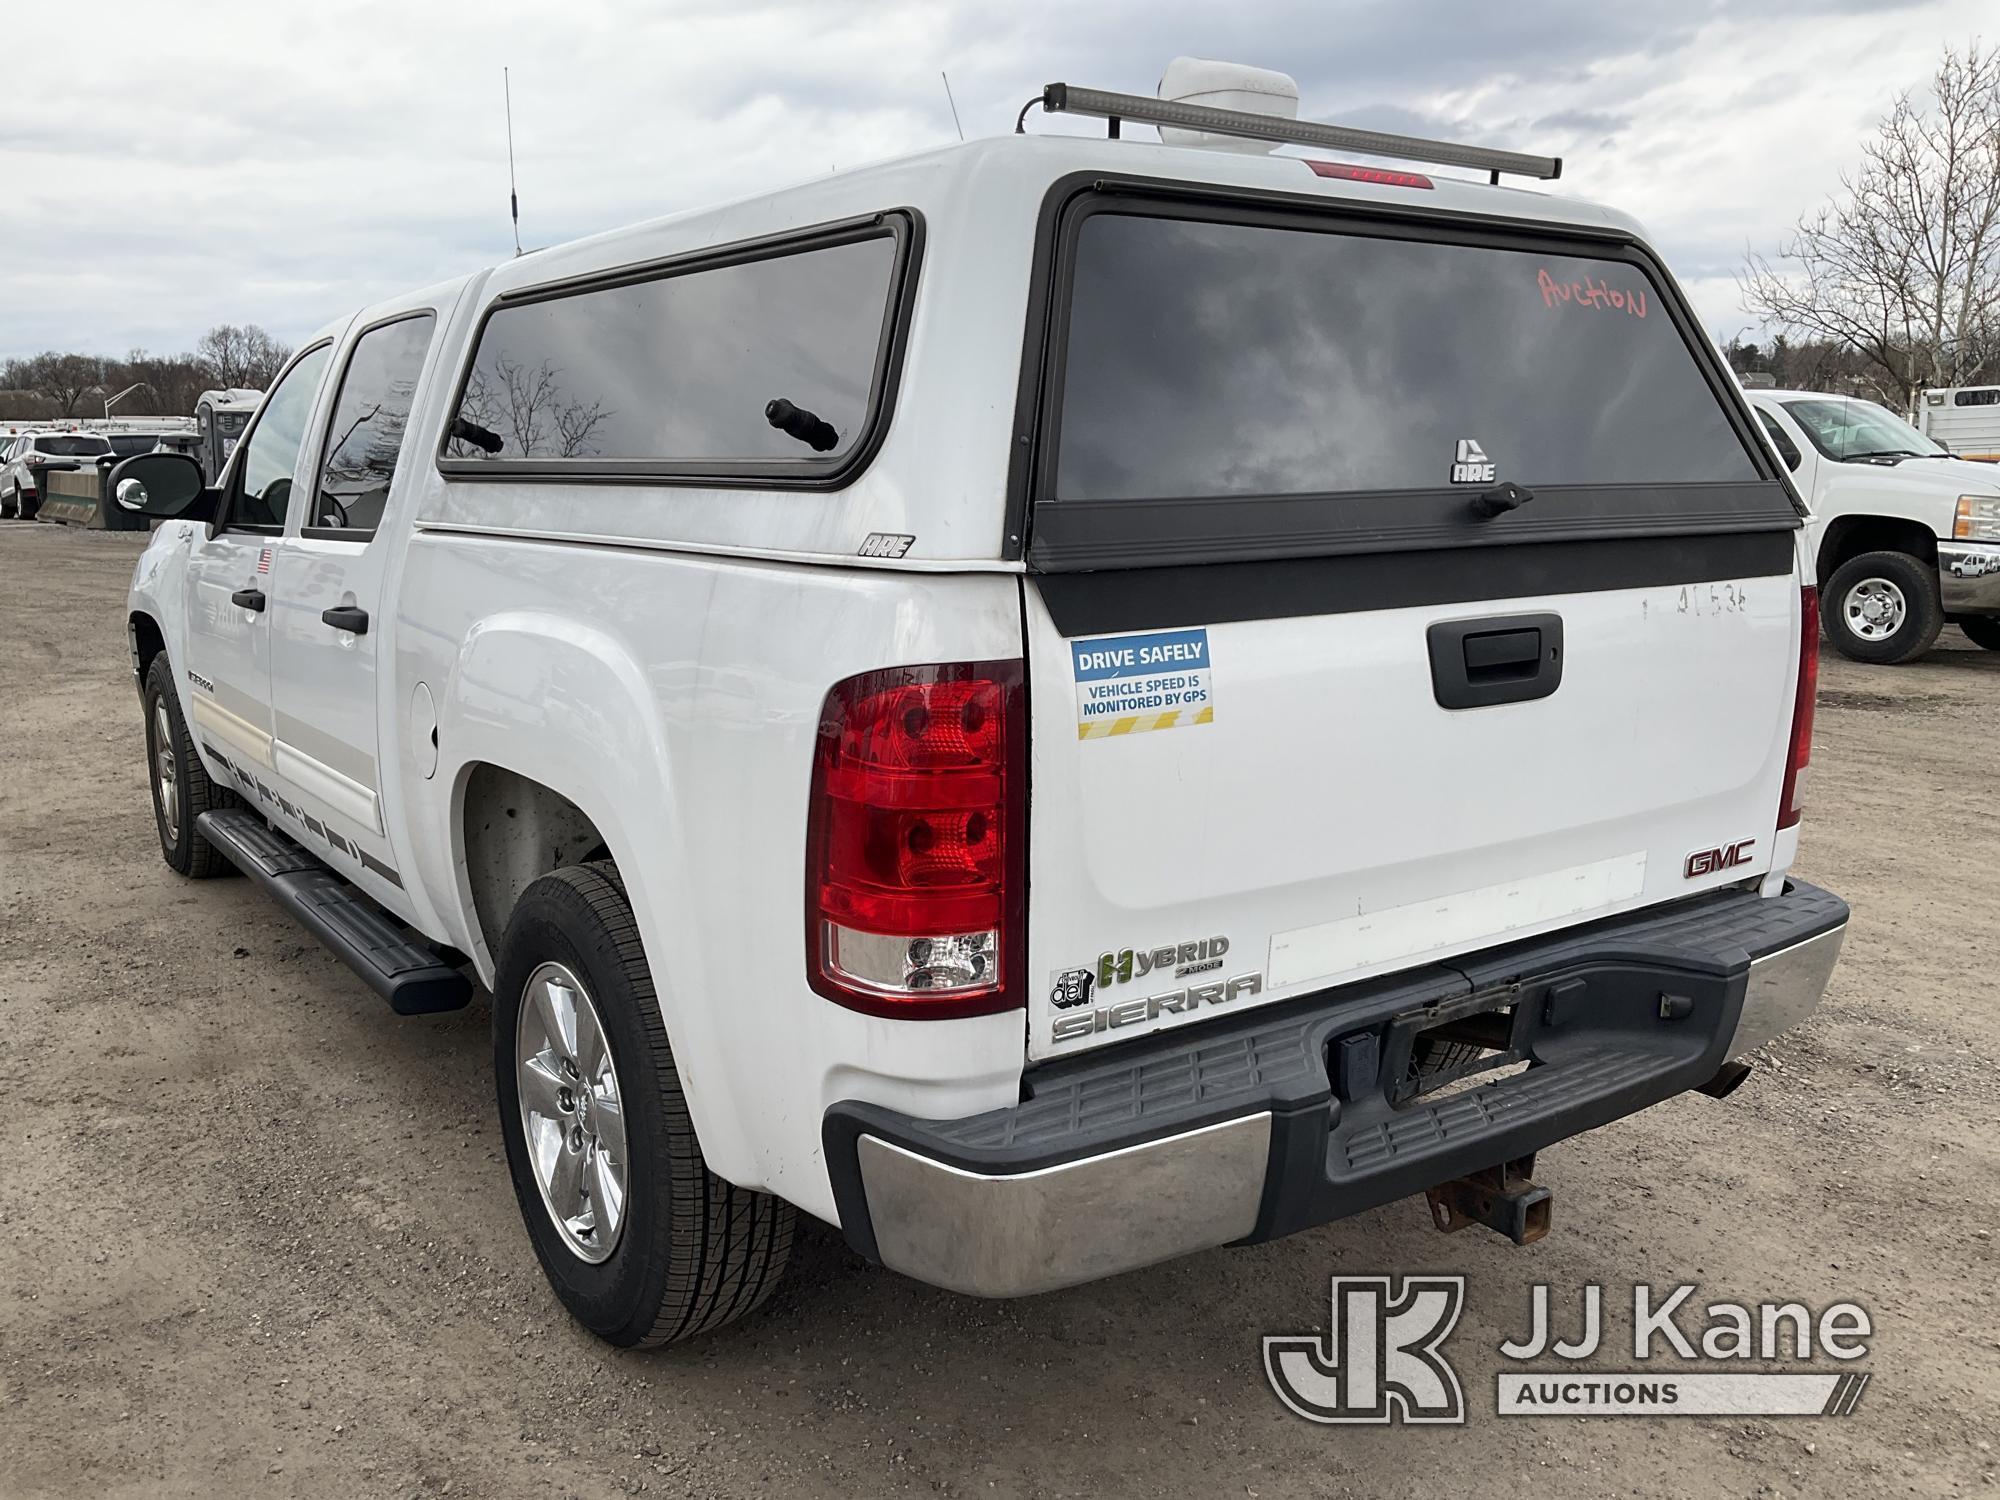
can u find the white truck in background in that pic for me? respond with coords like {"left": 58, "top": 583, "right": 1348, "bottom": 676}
{"left": 1747, "top": 389, "right": 2000, "bottom": 662}
{"left": 115, "top": 61, "right": 1847, "bottom": 1347}
{"left": 1916, "top": 385, "right": 2000, "bottom": 463}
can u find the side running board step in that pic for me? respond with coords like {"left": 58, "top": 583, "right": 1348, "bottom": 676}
{"left": 196, "top": 808, "right": 473, "bottom": 1015}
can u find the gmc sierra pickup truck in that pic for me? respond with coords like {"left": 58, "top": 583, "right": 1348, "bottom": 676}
{"left": 116, "top": 63, "right": 1847, "bottom": 1347}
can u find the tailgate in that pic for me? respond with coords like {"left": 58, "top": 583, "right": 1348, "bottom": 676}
{"left": 1016, "top": 190, "right": 1805, "bottom": 1060}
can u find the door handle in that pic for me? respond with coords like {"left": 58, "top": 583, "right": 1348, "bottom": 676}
{"left": 1427, "top": 613, "right": 1564, "bottom": 709}
{"left": 231, "top": 587, "right": 267, "bottom": 612}
{"left": 321, "top": 606, "right": 369, "bottom": 635}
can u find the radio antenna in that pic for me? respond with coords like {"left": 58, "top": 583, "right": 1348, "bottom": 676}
{"left": 504, "top": 66, "right": 523, "bottom": 257}
{"left": 940, "top": 69, "right": 965, "bottom": 141}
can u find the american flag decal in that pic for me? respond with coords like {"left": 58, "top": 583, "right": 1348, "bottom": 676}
{"left": 257, "top": 547, "right": 272, "bottom": 575}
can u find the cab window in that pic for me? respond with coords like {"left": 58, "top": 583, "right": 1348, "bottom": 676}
{"left": 310, "top": 313, "right": 436, "bottom": 538}
{"left": 1755, "top": 409, "right": 1802, "bottom": 472}
{"left": 232, "top": 345, "right": 332, "bottom": 529}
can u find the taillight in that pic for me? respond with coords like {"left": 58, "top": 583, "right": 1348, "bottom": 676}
{"left": 1778, "top": 586, "right": 1818, "bottom": 830}
{"left": 806, "top": 660, "right": 1026, "bottom": 1019}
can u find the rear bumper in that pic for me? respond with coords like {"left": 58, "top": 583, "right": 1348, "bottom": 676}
{"left": 824, "top": 880, "right": 1847, "bottom": 1298}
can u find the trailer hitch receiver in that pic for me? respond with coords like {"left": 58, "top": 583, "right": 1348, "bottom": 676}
{"left": 1424, "top": 1157, "right": 1552, "bottom": 1246}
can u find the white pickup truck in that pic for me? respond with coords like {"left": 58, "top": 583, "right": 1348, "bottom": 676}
{"left": 117, "top": 64, "right": 1847, "bottom": 1347}
{"left": 1747, "top": 388, "right": 2000, "bottom": 662}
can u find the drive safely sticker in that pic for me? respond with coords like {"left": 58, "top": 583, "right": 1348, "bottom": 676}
{"left": 1071, "top": 628, "right": 1214, "bottom": 740}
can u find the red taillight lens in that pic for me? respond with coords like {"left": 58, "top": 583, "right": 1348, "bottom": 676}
{"left": 1778, "top": 586, "right": 1818, "bottom": 830}
{"left": 806, "top": 661, "right": 1026, "bottom": 1019}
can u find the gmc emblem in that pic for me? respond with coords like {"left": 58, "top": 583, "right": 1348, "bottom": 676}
{"left": 1685, "top": 840, "right": 1756, "bottom": 879}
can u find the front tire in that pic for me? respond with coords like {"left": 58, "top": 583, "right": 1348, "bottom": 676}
{"left": 1959, "top": 615, "right": 2000, "bottom": 651}
{"left": 1822, "top": 551, "right": 1943, "bottom": 664}
{"left": 141, "top": 655, "right": 240, "bottom": 876}
{"left": 495, "top": 862, "right": 794, "bottom": 1346}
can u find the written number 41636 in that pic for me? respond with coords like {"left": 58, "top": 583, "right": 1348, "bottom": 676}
{"left": 1677, "top": 583, "right": 1747, "bottom": 616}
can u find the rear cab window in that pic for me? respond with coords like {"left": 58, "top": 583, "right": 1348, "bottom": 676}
{"left": 1022, "top": 192, "right": 1795, "bottom": 569}
{"left": 35, "top": 435, "right": 112, "bottom": 458}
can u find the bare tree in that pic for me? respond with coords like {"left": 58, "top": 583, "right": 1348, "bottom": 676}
{"left": 1741, "top": 42, "right": 2000, "bottom": 411}
{"left": 3, "top": 351, "right": 108, "bottom": 416}
{"left": 449, "top": 355, "right": 610, "bottom": 459}
{"left": 196, "top": 323, "right": 293, "bottom": 389}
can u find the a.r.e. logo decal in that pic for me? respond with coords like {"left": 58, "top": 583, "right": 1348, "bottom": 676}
{"left": 857, "top": 532, "right": 915, "bottom": 559}
{"left": 1450, "top": 439, "right": 1496, "bottom": 485}
{"left": 1685, "top": 839, "right": 1756, "bottom": 879}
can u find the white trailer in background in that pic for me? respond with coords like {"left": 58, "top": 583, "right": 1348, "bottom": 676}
{"left": 1917, "top": 386, "right": 2000, "bottom": 462}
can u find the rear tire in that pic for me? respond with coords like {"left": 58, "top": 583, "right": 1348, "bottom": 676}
{"left": 141, "top": 655, "right": 241, "bottom": 877}
{"left": 495, "top": 862, "right": 794, "bottom": 1346}
{"left": 1959, "top": 615, "right": 2000, "bottom": 651}
{"left": 1822, "top": 551, "right": 1942, "bottom": 664}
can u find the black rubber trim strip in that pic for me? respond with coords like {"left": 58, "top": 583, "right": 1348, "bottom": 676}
{"left": 823, "top": 879, "right": 1848, "bottom": 1263}
{"left": 1029, "top": 483, "right": 1798, "bottom": 572}
{"left": 1034, "top": 529, "right": 1795, "bottom": 637}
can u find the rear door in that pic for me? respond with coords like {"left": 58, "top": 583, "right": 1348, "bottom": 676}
{"left": 1019, "top": 191, "right": 1805, "bottom": 1059}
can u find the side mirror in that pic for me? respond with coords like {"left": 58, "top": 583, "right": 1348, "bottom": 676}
{"left": 109, "top": 452, "right": 215, "bottom": 520}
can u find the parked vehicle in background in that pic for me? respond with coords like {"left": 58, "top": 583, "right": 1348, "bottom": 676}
{"left": 193, "top": 388, "right": 262, "bottom": 484}
{"left": 2, "top": 430, "right": 113, "bottom": 520}
{"left": 115, "top": 59, "right": 1846, "bottom": 1348}
{"left": 1916, "top": 385, "right": 2000, "bottom": 463}
{"left": 1746, "top": 389, "right": 2000, "bottom": 661}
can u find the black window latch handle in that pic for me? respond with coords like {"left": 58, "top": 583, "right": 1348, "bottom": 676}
{"left": 321, "top": 606, "right": 369, "bottom": 635}
{"left": 231, "top": 587, "right": 266, "bottom": 612}
{"left": 1470, "top": 481, "right": 1535, "bottom": 518}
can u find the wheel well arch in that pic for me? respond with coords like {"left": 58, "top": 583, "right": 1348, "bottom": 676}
{"left": 456, "top": 762, "right": 614, "bottom": 971}
{"left": 1816, "top": 515, "right": 1938, "bottom": 588}
{"left": 129, "top": 610, "right": 168, "bottom": 680}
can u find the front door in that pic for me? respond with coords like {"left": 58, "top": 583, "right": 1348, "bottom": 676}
{"left": 181, "top": 344, "right": 334, "bottom": 782}
{"left": 267, "top": 307, "right": 442, "bottom": 899}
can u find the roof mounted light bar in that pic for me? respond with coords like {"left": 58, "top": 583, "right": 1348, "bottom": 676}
{"left": 1029, "top": 83, "right": 1562, "bottom": 183}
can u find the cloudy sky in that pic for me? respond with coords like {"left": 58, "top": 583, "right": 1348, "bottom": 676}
{"left": 0, "top": 0, "right": 1988, "bottom": 363}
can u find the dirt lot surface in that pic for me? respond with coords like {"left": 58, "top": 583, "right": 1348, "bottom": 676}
{"left": 2, "top": 522, "right": 1997, "bottom": 1499}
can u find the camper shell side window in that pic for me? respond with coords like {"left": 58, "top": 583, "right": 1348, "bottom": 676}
{"left": 437, "top": 211, "right": 923, "bottom": 491}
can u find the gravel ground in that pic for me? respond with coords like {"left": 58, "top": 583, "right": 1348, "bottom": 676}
{"left": 1, "top": 522, "right": 1996, "bottom": 1499}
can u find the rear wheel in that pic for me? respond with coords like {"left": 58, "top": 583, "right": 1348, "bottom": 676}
{"left": 1959, "top": 615, "right": 2000, "bottom": 651}
{"left": 495, "top": 862, "right": 794, "bottom": 1346}
{"left": 141, "top": 655, "right": 240, "bottom": 877}
{"left": 1823, "top": 551, "right": 1943, "bottom": 664}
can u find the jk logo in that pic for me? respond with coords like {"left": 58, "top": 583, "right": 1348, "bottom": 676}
{"left": 1263, "top": 1276, "right": 1467, "bottom": 1424}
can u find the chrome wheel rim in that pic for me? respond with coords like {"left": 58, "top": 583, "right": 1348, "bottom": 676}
{"left": 515, "top": 961, "right": 628, "bottom": 1263}
{"left": 151, "top": 701, "right": 180, "bottom": 844}
{"left": 1843, "top": 578, "right": 1907, "bottom": 641}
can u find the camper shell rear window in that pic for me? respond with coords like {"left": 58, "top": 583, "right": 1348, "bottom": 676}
{"left": 1017, "top": 186, "right": 1798, "bottom": 570}
{"left": 439, "top": 212, "right": 920, "bottom": 488}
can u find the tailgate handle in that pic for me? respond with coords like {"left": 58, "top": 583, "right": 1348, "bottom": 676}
{"left": 1428, "top": 613, "right": 1563, "bottom": 709}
